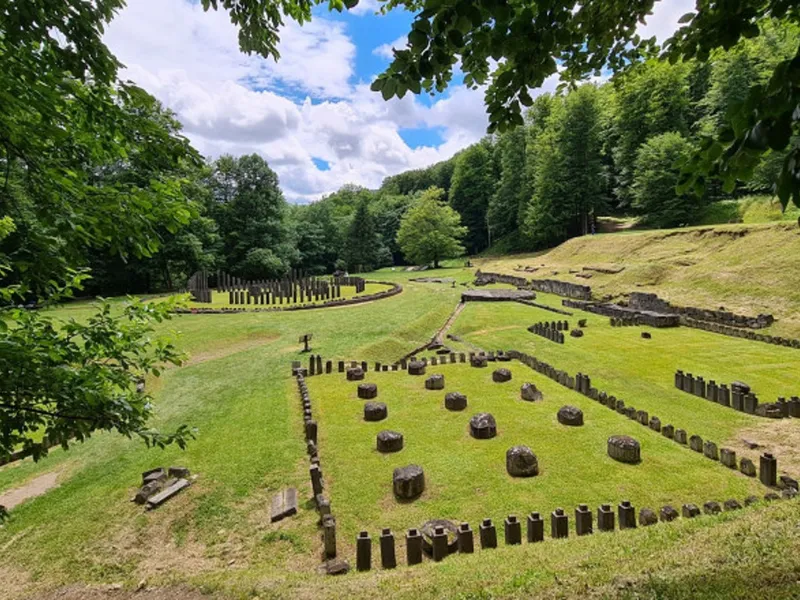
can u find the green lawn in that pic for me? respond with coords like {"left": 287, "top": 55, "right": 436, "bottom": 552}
{"left": 1, "top": 265, "right": 800, "bottom": 600}
{"left": 449, "top": 297, "right": 800, "bottom": 447}
{"left": 308, "top": 361, "right": 764, "bottom": 552}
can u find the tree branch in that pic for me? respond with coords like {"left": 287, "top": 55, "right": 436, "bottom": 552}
{"left": 0, "top": 401, "right": 98, "bottom": 422}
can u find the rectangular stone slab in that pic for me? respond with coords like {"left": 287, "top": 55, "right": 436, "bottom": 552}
{"left": 270, "top": 487, "right": 299, "bottom": 523}
{"left": 145, "top": 478, "right": 191, "bottom": 510}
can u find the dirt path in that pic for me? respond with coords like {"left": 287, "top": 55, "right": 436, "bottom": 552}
{"left": 724, "top": 419, "right": 800, "bottom": 479}
{"left": 0, "top": 471, "right": 61, "bottom": 511}
{"left": 433, "top": 301, "right": 466, "bottom": 345}
{"left": 184, "top": 332, "right": 280, "bottom": 366}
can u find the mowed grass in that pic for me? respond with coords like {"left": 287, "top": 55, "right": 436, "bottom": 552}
{"left": 449, "top": 296, "right": 800, "bottom": 469}
{"left": 186, "top": 282, "right": 392, "bottom": 309}
{"left": 308, "top": 362, "right": 764, "bottom": 549}
{"left": 0, "top": 279, "right": 462, "bottom": 595}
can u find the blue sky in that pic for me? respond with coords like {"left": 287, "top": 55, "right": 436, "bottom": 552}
{"left": 104, "top": 0, "right": 691, "bottom": 202}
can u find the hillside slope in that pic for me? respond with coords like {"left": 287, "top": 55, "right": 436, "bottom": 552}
{"left": 477, "top": 222, "right": 800, "bottom": 337}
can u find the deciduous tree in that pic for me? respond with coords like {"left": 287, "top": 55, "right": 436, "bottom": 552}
{"left": 397, "top": 188, "right": 466, "bottom": 268}
{"left": 632, "top": 132, "right": 699, "bottom": 228}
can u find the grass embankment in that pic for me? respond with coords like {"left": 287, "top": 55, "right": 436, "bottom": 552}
{"left": 697, "top": 195, "right": 800, "bottom": 225}
{"left": 1, "top": 265, "right": 800, "bottom": 599}
{"left": 477, "top": 221, "right": 800, "bottom": 338}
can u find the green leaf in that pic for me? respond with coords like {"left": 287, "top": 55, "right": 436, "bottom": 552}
{"left": 381, "top": 79, "right": 397, "bottom": 100}
{"left": 707, "top": 142, "right": 724, "bottom": 161}
{"left": 447, "top": 30, "right": 465, "bottom": 48}
{"left": 496, "top": 70, "right": 513, "bottom": 87}
{"left": 419, "top": 57, "right": 434, "bottom": 79}
{"left": 464, "top": 5, "right": 483, "bottom": 27}
{"left": 677, "top": 12, "right": 695, "bottom": 24}
{"left": 413, "top": 19, "right": 431, "bottom": 34}
{"left": 409, "top": 29, "right": 428, "bottom": 50}
{"left": 722, "top": 177, "right": 737, "bottom": 194}
{"left": 766, "top": 114, "right": 792, "bottom": 151}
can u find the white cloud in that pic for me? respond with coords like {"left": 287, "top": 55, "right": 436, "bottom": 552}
{"left": 373, "top": 35, "right": 408, "bottom": 60}
{"left": 347, "top": 0, "right": 381, "bottom": 17}
{"left": 638, "top": 0, "right": 695, "bottom": 44}
{"left": 105, "top": 0, "right": 486, "bottom": 203}
{"left": 104, "top": 0, "right": 698, "bottom": 203}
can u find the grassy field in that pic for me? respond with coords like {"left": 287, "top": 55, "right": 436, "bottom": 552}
{"left": 2, "top": 244, "right": 800, "bottom": 599}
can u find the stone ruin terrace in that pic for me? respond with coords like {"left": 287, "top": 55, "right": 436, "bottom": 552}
{"left": 302, "top": 353, "right": 769, "bottom": 564}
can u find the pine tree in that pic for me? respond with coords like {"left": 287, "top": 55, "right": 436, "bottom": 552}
{"left": 560, "top": 85, "right": 605, "bottom": 235}
{"left": 344, "top": 199, "right": 381, "bottom": 272}
{"left": 523, "top": 99, "right": 569, "bottom": 247}
{"left": 523, "top": 86, "right": 605, "bottom": 246}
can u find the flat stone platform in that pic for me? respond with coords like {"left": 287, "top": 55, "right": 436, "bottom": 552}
{"left": 461, "top": 289, "right": 536, "bottom": 302}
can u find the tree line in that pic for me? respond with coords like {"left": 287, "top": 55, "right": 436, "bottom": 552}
{"left": 83, "top": 18, "right": 796, "bottom": 295}
{"left": 376, "top": 19, "right": 798, "bottom": 253}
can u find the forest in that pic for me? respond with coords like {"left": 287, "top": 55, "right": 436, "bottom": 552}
{"left": 3, "top": 19, "right": 798, "bottom": 297}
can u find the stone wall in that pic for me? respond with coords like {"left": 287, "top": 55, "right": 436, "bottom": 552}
{"left": 527, "top": 321, "right": 568, "bottom": 344}
{"left": 461, "top": 289, "right": 536, "bottom": 302}
{"left": 175, "top": 281, "right": 402, "bottom": 314}
{"left": 528, "top": 279, "right": 592, "bottom": 300}
{"left": 674, "top": 370, "right": 800, "bottom": 419}
{"left": 350, "top": 482, "right": 796, "bottom": 570}
{"left": 562, "top": 300, "right": 680, "bottom": 328}
{"left": 474, "top": 270, "right": 529, "bottom": 288}
{"left": 294, "top": 368, "right": 341, "bottom": 571}
{"left": 629, "top": 292, "right": 774, "bottom": 329}
{"left": 473, "top": 270, "right": 592, "bottom": 300}
{"left": 682, "top": 317, "right": 800, "bottom": 349}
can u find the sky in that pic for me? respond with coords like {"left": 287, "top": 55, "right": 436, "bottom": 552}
{"left": 105, "top": 0, "right": 693, "bottom": 203}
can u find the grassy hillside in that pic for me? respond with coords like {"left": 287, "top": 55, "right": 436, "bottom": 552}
{"left": 477, "top": 222, "right": 800, "bottom": 338}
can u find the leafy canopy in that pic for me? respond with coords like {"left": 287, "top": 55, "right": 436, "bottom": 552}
{"left": 0, "top": 296, "right": 194, "bottom": 463}
{"left": 0, "top": 0, "right": 202, "bottom": 468}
